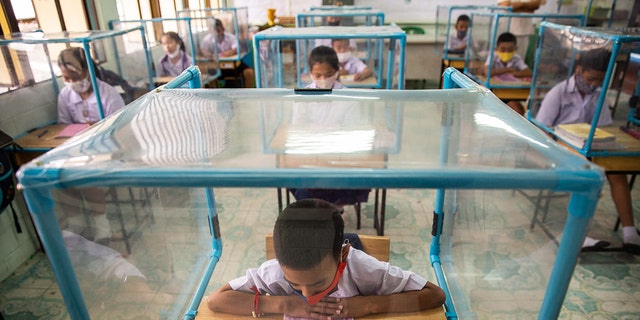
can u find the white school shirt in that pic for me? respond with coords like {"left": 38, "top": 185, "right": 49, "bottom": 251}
{"left": 341, "top": 57, "right": 367, "bottom": 75}
{"left": 448, "top": 34, "right": 467, "bottom": 51}
{"left": 201, "top": 32, "right": 238, "bottom": 55}
{"left": 228, "top": 247, "right": 427, "bottom": 298}
{"left": 57, "top": 79, "right": 125, "bottom": 124}
{"left": 306, "top": 80, "right": 345, "bottom": 89}
{"left": 485, "top": 53, "right": 529, "bottom": 71}
{"left": 535, "top": 75, "right": 612, "bottom": 127}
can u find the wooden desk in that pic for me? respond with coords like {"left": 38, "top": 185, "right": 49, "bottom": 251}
{"left": 589, "top": 126, "right": 640, "bottom": 172}
{"left": 14, "top": 124, "right": 73, "bottom": 165}
{"left": 475, "top": 75, "right": 531, "bottom": 100}
{"left": 195, "top": 299, "right": 447, "bottom": 319}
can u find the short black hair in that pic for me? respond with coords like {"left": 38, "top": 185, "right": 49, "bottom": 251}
{"left": 457, "top": 15, "right": 470, "bottom": 23}
{"left": 273, "top": 199, "right": 344, "bottom": 270}
{"left": 308, "top": 46, "right": 339, "bottom": 72}
{"left": 497, "top": 32, "right": 517, "bottom": 45}
{"left": 578, "top": 48, "right": 611, "bottom": 73}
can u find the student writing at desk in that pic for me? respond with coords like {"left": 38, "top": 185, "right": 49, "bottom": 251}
{"left": 332, "top": 38, "right": 373, "bottom": 82}
{"left": 56, "top": 47, "right": 123, "bottom": 244}
{"left": 207, "top": 199, "right": 446, "bottom": 319}
{"left": 158, "top": 31, "right": 193, "bottom": 78}
{"left": 484, "top": 32, "right": 532, "bottom": 115}
{"left": 535, "top": 48, "right": 640, "bottom": 255}
{"left": 200, "top": 18, "right": 255, "bottom": 88}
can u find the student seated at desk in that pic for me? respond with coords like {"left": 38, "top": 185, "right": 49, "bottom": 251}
{"left": 56, "top": 47, "right": 124, "bottom": 244}
{"left": 332, "top": 38, "right": 373, "bottom": 82}
{"left": 484, "top": 32, "right": 532, "bottom": 116}
{"left": 207, "top": 199, "right": 446, "bottom": 318}
{"left": 57, "top": 47, "right": 125, "bottom": 124}
{"left": 158, "top": 31, "right": 193, "bottom": 77}
{"left": 200, "top": 18, "right": 254, "bottom": 88}
{"left": 535, "top": 48, "right": 640, "bottom": 255}
{"left": 446, "top": 14, "right": 470, "bottom": 55}
{"left": 306, "top": 45, "right": 344, "bottom": 89}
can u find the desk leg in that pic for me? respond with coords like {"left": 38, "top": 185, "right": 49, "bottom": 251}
{"left": 377, "top": 189, "right": 387, "bottom": 236}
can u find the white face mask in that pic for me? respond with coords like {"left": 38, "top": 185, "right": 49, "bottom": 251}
{"left": 337, "top": 51, "right": 351, "bottom": 63}
{"left": 312, "top": 72, "right": 339, "bottom": 89}
{"left": 65, "top": 77, "right": 91, "bottom": 94}
{"left": 168, "top": 47, "right": 182, "bottom": 59}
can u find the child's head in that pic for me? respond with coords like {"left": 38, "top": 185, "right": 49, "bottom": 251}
{"left": 308, "top": 46, "right": 340, "bottom": 89}
{"left": 273, "top": 199, "right": 348, "bottom": 303}
{"left": 575, "top": 48, "right": 611, "bottom": 94}
{"left": 331, "top": 38, "right": 352, "bottom": 63}
{"left": 455, "top": 15, "right": 470, "bottom": 38}
{"left": 495, "top": 32, "right": 517, "bottom": 63}
{"left": 161, "top": 32, "right": 185, "bottom": 57}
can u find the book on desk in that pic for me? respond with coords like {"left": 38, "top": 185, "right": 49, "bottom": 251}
{"left": 555, "top": 123, "right": 618, "bottom": 150}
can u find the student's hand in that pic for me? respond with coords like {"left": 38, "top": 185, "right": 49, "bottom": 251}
{"left": 283, "top": 296, "right": 344, "bottom": 319}
{"left": 319, "top": 296, "right": 371, "bottom": 318}
{"left": 339, "top": 69, "right": 349, "bottom": 76}
{"left": 353, "top": 73, "right": 362, "bottom": 81}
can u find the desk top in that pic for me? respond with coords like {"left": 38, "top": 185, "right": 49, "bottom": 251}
{"left": 15, "top": 124, "right": 73, "bottom": 149}
{"left": 195, "top": 299, "right": 447, "bottom": 320}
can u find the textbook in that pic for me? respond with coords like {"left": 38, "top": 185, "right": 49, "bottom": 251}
{"left": 555, "top": 123, "right": 617, "bottom": 150}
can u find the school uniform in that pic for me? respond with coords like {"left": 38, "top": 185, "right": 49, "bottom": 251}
{"left": 158, "top": 51, "right": 193, "bottom": 77}
{"left": 201, "top": 32, "right": 238, "bottom": 55}
{"left": 57, "top": 79, "right": 125, "bottom": 124}
{"left": 229, "top": 247, "right": 427, "bottom": 297}
{"left": 306, "top": 80, "right": 345, "bottom": 89}
{"left": 340, "top": 57, "right": 367, "bottom": 75}
{"left": 535, "top": 74, "right": 612, "bottom": 127}
{"left": 485, "top": 53, "right": 529, "bottom": 71}
{"left": 447, "top": 34, "right": 467, "bottom": 52}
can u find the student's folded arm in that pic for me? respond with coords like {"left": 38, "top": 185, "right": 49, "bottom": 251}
{"left": 514, "top": 68, "right": 532, "bottom": 78}
{"left": 339, "top": 281, "right": 446, "bottom": 318}
{"left": 207, "top": 283, "right": 303, "bottom": 316}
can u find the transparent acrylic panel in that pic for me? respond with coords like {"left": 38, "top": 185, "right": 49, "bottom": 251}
{"left": 435, "top": 5, "right": 511, "bottom": 58}
{"left": 254, "top": 26, "right": 405, "bottom": 89}
{"left": 466, "top": 13, "right": 584, "bottom": 89}
{"left": 18, "top": 86, "right": 603, "bottom": 319}
{"left": 296, "top": 9, "right": 384, "bottom": 28}
{"left": 0, "top": 29, "right": 153, "bottom": 105}
{"left": 177, "top": 7, "right": 250, "bottom": 58}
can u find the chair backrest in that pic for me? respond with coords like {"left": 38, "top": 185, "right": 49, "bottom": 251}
{"left": 265, "top": 234, "right": 390, "bottom": 262}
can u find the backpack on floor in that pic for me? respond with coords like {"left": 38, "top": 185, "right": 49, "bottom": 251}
{"left": 0, "top": 130, "right": 22, "bottom": 233}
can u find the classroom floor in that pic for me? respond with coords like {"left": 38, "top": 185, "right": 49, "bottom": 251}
{"left": 0, "top": 97, "right": 639, "bottom": 319}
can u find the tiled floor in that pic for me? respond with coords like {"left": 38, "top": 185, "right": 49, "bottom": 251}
{"left": 0, "top": 183, "right": 639, "bottom": 319}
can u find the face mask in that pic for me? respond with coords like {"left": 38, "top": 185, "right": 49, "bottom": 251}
{"left": 496, "top": 51, "right": 515, "bottom": 63}
{"left": 336, "top": 51, "right": 351, "bottom": 63}
{"left": 168, "top": 47, "right": 181, "bottom": 59}
{"left": 457, "top": 30, "right": 467, "bottom": 39}
{"left": 575, "top": 74, "right": 599, "bottom": 95}
{"left": 313, "top": 72, "right": 339, "bottom": 89}
{"left": 65, "top": 77, "right": 91, "bottom": 94}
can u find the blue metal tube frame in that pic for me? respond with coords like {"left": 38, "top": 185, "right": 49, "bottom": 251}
{"left": 164, "top": 66, "right": 202, "bottom": 89}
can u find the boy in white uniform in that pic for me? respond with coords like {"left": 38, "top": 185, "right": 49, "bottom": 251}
{"left": 331, "top": 38, "right": 373, "bottom": 82}
{"left": 207, "top": 199, "right": 446, "bottom": 318}
{"left": 535, "top": 48, "right": 640, "bottom": 255}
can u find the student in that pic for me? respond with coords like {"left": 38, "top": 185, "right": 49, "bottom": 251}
{"left": 331, "top": 38, "right": 373, "bottom": 82}
{"left": 158, "top": 31, "right": 193, "bottom": 77}
{"left": 484, "top": 32, "right": 532, "bottom": 115}
{"left": 497, "top": 0, "right": 545, "bottom": 59}
{"left": 200, "top": 18, "right": 255, "bottom": 88}
{"left": 535, "top": 48, "right": 639, "bottom": 255}
{"left": 306, "top": 45, "right": 343, "bottom": 89}
{"left": 447, "top": 14, "right": 470, "bottom": 54}
{"left": 56, "top": 47, "right": 123, "bottom": 244}
{"left": 57, "top": 47, "right": 125, "bottom": 124}
{"left": 207, "top": 199, "right": 446, "bottom": 318}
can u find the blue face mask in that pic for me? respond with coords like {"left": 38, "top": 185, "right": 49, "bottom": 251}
{"left": 457, "top": 30, "right": 467, "bottom": 39}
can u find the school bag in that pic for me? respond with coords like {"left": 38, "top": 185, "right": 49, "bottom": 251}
{"left": 0, "top": 130, "right": 22, "bottom": 233}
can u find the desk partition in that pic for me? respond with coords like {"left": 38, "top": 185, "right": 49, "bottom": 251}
{"left": 528, "top": 21, "right": 640, "bottom": 161}
{"left": 253, "top": 25, "right": 405, "bottom": 89}
{"left": 18, "top": 67, "right": 604, "bottom": 319}
{"left": 0, "top": 28, "right": 154, "bottom": 117}
{"left": 465, "top": 12, "right": 584, "bottom": 99}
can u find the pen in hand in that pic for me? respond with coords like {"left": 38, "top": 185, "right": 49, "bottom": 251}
{"left": 37, "top": 129, "right": 49, "bottom": 138}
